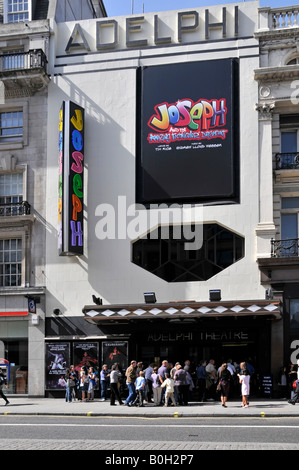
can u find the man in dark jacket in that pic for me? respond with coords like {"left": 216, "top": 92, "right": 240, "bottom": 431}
{"left": 196, "top": 360, "right": 207, "bottom": 402}
{"left": 0, "top": 369, "right": 9, "bottom": 405}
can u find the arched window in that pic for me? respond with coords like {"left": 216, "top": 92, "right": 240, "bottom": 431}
{"left": 286, "top": 55, "right": 299, "bottom": 65}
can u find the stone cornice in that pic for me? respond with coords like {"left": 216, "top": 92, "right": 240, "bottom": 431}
{"left": 254, "top": 65, "right": 299, "bottom": 83}
{"left": 254, "top": 26, "right": 299, "bottom": 41}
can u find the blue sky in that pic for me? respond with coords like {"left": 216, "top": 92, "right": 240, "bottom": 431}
{"left": 104, "top": 0, "right": 294, "bottom": 16}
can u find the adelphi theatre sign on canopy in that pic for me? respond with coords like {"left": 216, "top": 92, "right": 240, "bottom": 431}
{"left": 64, "top": 3, "right": 257, "bottom": 54}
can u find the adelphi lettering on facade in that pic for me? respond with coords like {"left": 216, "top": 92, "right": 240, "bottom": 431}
{"left": 65, "top": 7, "right": 239, "bottom": 53}
{"left": 148, "top": 332, "right": 193, "bottom": 342}
{"left": 148, "top": 330, "right": 249, "bottom": 342}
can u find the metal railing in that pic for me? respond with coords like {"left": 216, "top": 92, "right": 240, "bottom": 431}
{"left": 275, "top": 152, "right": 299, "bottom": 170}
{"left": 0, "top": 49, "right": 47, "bottom": 73}
{"left": 271, "top": 238, "right": 299, "bottom": 257}
{"left": 0, "top": 201, "right": 30, "bottom": 216}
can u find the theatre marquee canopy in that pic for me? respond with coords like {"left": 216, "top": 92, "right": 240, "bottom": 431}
{"left": 83, "top": 300, "right": 281, "bottom": 325}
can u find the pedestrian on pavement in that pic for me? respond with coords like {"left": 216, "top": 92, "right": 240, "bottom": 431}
{"left": 65, "top": 368, "right": 76, "bottom": 402}
{"left": 288, "top": 363, "right": 297, "bottom": 397}
{"left": 100, "top": 364, "right": 110, "bottom": 401}
{"left": 133, "top": 370, "right": 146, "bottom": 406}
{"left": 151, "top": 366, "right": 162, "bottom": 406}
{"left": 125, "top": 360, "right": 137, "bottom": 406}
{"left": 238, "top": 366, "right": 250, "bottom": 407}
{"left": 184, "top": 366, "right": 195, "bottom": 402}
{"left": 144, "top": 363, "right": 154, "bottom": 402}
{"left": 79, "top": 367, "right": 89, "bottom": 402}
{"left": 69, "top": 365, "right": 79, "bottom": 401}
{"left": 0, "top": 369, "right": 9, "bottom": 406}
{"left": 109, "top": 363, "right": 123, "bottom": 406}
{"left": 288, "top": 359, "right": 299, "bottom": 405}
{"left": 227, "top": 359, "right": 238, "bottom": 398}
{"left": 174, "top": 364, "right": 189, "bottom": 405}
{"left": 289, "top": 380, "right": 299, "bottom": 405}
{"left": 161, "top": 372, "right": 176, "bottom": 406}
{"left": 196, "top": 360, "right": 207, "bottom": 402}
{"left": 218, "top": 363, "right": 231, "bottom": 408}
{"left": 158, "top": 359, "right": 169, "bottom": 405}
{"left": 87, "top": 367, "right": 96, "bottom": 401}
{"left": 205, "top": 359, "right": 217, "bottom": 401}
{"left": 170, "top": 363, "right": 179, "bottom": 404}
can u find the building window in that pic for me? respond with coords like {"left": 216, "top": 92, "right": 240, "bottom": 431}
{"left": 132, "top": 223, "right": 244, "bottom": 282}
{"left": 0, "top": 111, "right": 23, "bottom": 142}
{"left": 281, "top": 131, "right": 297, "bottom": 153}
{"left": 6, "top": 0, "right": 29, "bottom": 23}
{"left": 1, "top": 49, "right": 24, "bottom": 71}
{"left": 286, "top": 55, "right": 299, "bottom": 65}
{"left": 290, "top": 299, "right": 299, "bottom": 333}
{"left": 276, "top": 115, "right": 299, "bottom": 169}
{"left": 0, "top": 238, "right": 22, "bottom": 287}
{"left": 0, "top": 172, "right": 23, "bottom": 215}
{"left": 280, "top": 197, "right": 299, "bottom": 256}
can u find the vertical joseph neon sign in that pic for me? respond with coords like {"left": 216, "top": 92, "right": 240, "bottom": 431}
{"left": 58, "top": 101, "right": 84, "bottom": 256}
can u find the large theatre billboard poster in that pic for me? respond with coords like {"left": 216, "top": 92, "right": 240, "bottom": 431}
{"left": 102, "top": 341, "right": 128, "bottom": 371}
{"left": 73, "top": 342, "right": 99, "bottom": 372}
{"left": 45, "top": 343, "right": 70, "bottom": 390}
{"left": 136, "top": 59, "right": 239, "bottom": 205}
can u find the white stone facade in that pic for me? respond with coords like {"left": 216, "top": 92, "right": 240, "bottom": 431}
{"left": 46, "top": 2, "right": 264, "bottom": 316}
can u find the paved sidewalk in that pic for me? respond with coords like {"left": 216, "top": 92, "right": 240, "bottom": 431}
{"left": 1, "top": 397, "right": 299, "bottom": 418}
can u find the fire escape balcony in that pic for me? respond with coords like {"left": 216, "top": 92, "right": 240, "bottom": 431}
{"left": 0, "top": 49, "right": 50, "bottom": 98}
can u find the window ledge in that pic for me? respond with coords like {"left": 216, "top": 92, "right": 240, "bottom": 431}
{"left": 0, "top": 141, "right": 24, "bottom": 151}
{"left": 0, "top": 286, "right": 45, "bottom": 296}
{"left": 275, "top": 168, "right": 299, "bottom": 184}
{"left": 0, "top": 214, "right": 35, "bottom": 229}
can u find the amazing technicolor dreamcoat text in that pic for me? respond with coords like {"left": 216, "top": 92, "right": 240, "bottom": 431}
{"left": 147, "top": 98, "right": 227, "bottom": 144}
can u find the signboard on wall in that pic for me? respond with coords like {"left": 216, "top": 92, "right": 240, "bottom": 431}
{"left": 102, "top": 341, "right": 128, "bottom": 371}
{"left": 45, "top": 342, "right": 70, "bottom": 390}
{"left": 261, "top": 374, "right": 273, "bottom": 397}
{"left": 136, "top": 59, "right": 239, "bottom": 205}
{"left": 73, "top": 342, "right": 99, "bottom": 372}
{"left": 58, "top": 101, "right": 84, "bottom": 255}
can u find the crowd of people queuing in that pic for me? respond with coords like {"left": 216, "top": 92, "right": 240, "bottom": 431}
{"left": 62, "top": 357, "right": 264, "bottom": 408}
{"left": 0, "top": 357, "right": 298, "bottom": 407}
{"left": 0, "top": 359, "right": 299, "bottom": 408}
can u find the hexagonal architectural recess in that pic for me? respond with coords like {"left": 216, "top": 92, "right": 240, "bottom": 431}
{"left": 132, "top": 223, "right": 244, "bottom": 282}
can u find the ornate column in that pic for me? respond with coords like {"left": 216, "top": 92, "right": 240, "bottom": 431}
{"left": 255, "top": 101, "right": 276, "bottom": 258}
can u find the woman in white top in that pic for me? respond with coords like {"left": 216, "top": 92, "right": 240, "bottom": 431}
{"left": 238, "top": 365, "right": 250, "bottom": 408}
{"left": 110, "top": 363, "right": 123, "bottom": 406}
